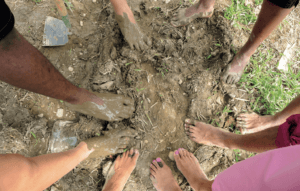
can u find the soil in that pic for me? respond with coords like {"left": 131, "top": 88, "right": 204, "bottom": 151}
{"left": 0, "top": 0, "right": 280, "bottom": 190}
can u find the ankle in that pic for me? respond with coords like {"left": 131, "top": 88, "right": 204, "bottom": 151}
{"left": 192, "top": 179, "right": 213, "bottom": 191}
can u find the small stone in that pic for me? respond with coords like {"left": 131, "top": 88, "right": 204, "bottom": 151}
{"left": 169, "top": 151, "right": 175, "bottom": 161}
{"left": 68, "top": 67, "right": 74, "bottom": 72}
{"left": 79, "top": 52, "right": 83, "bottom": 55}
{"left": 80, "top": 21, "right": 83, "bottom": 26}
{"left": 144, "top": 140, "right": 148, "bottom": 144}
{"left": 82, "top": 13, "right": 86, "bottom": 17}
{"left": 38, "top": 113, "right": 44, "bottom": 118}
{"left": 92, "top": 0, "right": 96, "bottom": 2}
{"left": 216, "top": 97, "right": 222, "bottom": 105}
{"left": 102, "top": 161, "right": 112, "bottom": 177}
{"left": 56, "top": 109, "right": 64, "bottom": 118}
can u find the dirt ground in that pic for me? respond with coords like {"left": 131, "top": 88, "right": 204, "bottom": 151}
{"left": 1, "top": 0, "right": 298, "bottom": 190}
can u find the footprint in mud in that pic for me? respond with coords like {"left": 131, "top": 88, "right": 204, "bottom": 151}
{"left": 65, "top": 92, "right": 135, "bottom": 122}
{"left": 84, "top": 128, "right": 138, "bottom": 160}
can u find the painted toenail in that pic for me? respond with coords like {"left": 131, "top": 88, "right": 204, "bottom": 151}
{"left": 185, "top": 119, "right": 190, "bottom": 123}
{"left": 156, "top": 158, "right": 161, "bottom": 162}
{"left": 152, "top": 160, "right": 156, "bottom": 163}
{"left": 178, "top": 148, "right": 181, "bottom": 151}
{"left": 175, "top": 150, "right": 179, "bottom": 155}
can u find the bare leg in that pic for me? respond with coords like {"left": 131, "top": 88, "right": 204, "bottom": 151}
{"left": 150, "top": 158, "right": 182, "bottom": 191}
{"left": 237, "top": 95, "right": 300, "bottom": 133}
{"left": 171, "top": 0, "right": 215, "bottom": 27}
{"left": 103, "top": 149, "right": 139, "bottom": 191}
{"left": 110, "top": 0, "right": 151, "bottom": 51}
{"left": 222, "top": 0, "right": 294, "bottom": 84}
{"left": 185, "top": 119, "right": 278, "bottom": 153}
{"left": 0, "top": 28, "right": 135, "bottom": 121}
{"left": 0, "top": 142, "right": 93, "bottom": 191}
{"left": 174, "top": 148, "right": 213, "bottom": 191}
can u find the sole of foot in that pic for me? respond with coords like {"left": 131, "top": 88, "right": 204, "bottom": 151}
{"left": 237, "top": 113, "right": 277, "bottom": 134}
{"left": 174, "top": 148, "right": 212, "bottom": 191}
{"left": 103, "top": 148, "right": 139, "bottom": 191}
{"left": 150, "top": 158, "right": 181, "bottom": 191}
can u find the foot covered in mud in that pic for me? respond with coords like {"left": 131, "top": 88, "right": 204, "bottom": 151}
{"left": 65, "top": 91, "right": 135, "bottom": 122}
{"left": 103, "top": 148, "right": 139, "bottom": 191}
{"left": 150, "top": 158, "right": 181, "bottom": 191}
{"left": 83, "top": 128, "right": 138, "bottom": 159}
{"left": 185, "top": 119, "right": 227, "bottom": 148}
{"left": 237, "top": 113, "right": 277, "bottom": 134}
{"left": 222, "top": 52, "right": 250, "bottom": 84}
{"left": 171, "top": 2, "right": 214, "bottom": 27}
{"left": 174, "top": 148, "right": 212, "bottom": 191}
{"left": 116, "top": 13, "right": 151, "bottom": 51}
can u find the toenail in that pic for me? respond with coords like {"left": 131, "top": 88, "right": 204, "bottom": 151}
{"left": 156, "top": 158, "right": 161, "bottom": 162}
{"left": 152, "top": 160, "right": 156, "bottom": 163}
{"left": 178, "top": 148, "right": 181, "bottom": 151}
{"left": 175, "top": 150, "right": 179, "bottom": 155}
{"left": 185, "top": 119, "right": 190, "bottom": 123}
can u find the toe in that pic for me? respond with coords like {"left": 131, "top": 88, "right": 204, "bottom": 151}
{"left": 150, "top": 165, "right": 156, "bottom": 175}
{"left": 152, "top": 160, "right": 160, "bottom": 169}
{"left": 178, "top": 148, "right": 185, "bottom": 157}
{"left": 185, "top": 118, "right": 196, "bottom": 126}
{"left": 134, "top": 43, "right": 141, "bottom": 51}
{"left": 156, "top": 158, "right": 164, "bottom": 168}
{"left": 129, "top": 148, "right": 134, "bottom": 155}
{"left": 144, "top": 36, "right": 152, "bottom": 46}
{"left": 133, "top": 149, "right": 139, "bottom": 160}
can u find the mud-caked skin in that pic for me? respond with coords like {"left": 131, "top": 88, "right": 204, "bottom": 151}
{"left": 171, "top": 1, "right": 214, "bottom": 27}
{"left": 116, "top": 13, "right": 151, "bottom": 51}
{"left": 83, "top": 128, "right": 138, "bottom": 160}
{"left": 65, "top": 91, "right": 135, "bottom": 122}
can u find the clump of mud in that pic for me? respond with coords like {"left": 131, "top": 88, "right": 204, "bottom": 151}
{"left": 0, "top": 0, "right": 254, "bottom": 190}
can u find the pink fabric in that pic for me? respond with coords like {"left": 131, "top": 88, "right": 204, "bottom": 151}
{"left": 212, "top": 145, "right": 300, "bottom": 191}
{"left": 276, "top": 114, "right": 300, "bottom": 148}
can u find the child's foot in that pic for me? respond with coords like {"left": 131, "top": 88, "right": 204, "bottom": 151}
{"left": 150, "top": 158, "right": 181, "bottom": 191}
{"left": 174, "top": 148, "right": 213, "bottom": 191}
{"left": 184, "top": 119, "right": 228, "bottom": 148}
{"left": 103, "top": 148, "right": 139, "bottom": 191}
{"left": 171, "top": 1, "right": 214, "bottom": 27}
{"left": 237, "top": 113, "right": 279, "bottom": 134}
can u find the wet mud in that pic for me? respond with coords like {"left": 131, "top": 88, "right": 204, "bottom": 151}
{"left": 0, "top": 0, "right": 254, "bottom": 190}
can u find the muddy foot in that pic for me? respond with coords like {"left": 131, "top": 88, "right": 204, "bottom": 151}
{"left": 150, "top": 158, "right": 181, "bottom": 191}
{"left": 116, "top": 13, "right": 151, "bottom": 51}
{"left": 222, "top": 52, "right": 250, "bottom": 84}
{"left": 237, "top": 113, "right": 278, "bottom": 134}
{"left": 65, "top": 91, "right": 135, "bottom": 122}
{"left": 103, "top": 148, "right": 139, "bottom": 191}
{"left": 83, "top": 128, "right": 137, "bottom": 159}
{"left": 185, "top": 119, "right": 227, "bottom": 148}
{"left": 171, "top": 2, "right": 213, "bottom": 27}
{"left": 174, "top": 148, "right": 212, "bottom": 191}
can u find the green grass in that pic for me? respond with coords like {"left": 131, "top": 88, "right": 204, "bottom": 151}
{"left": 32, "top": 0, "right": 42, "bottom": 4}
{"left": 224, "top": 0, "right": 257, "bottom": 29}
{"left": 233, "top": 149, "right": 241, "bottom": 162}
{"left": 64, "top": 0, "right": 74, "bottom": 10}
{"left": 239, "top": 48, "right": 300, "bottom": 115}
{"left": 254, "top": 0, "right": 263, "bottom": 5}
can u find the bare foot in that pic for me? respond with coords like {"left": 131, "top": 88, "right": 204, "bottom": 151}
{"left": 184, "top": 119, "right": 227, "bottom": 148}
{"left": 65, "top": 89, "right": 135, "bottom": 122}
{"left": 222, "top": 52, "right": 250, "bottom": 84}
{"left": 237, "top": 113, "right": 278, "bottom": 134}
{"left": 103, "top": 148, "right": 139, "bottom": 191}
{"left": 171, "top": 1, "right": 214, "bottom": 27}
{"left": 174, "top": 148, "right": 213, "bottom": 191}
{"left": 83, "top": 128, "right": 138, "bottom": 159}
{"left": 116, "top": 13, "right": 151, "bottom": 51}
{"left": 150, "top": 158, "right": 181, "bottom": 191}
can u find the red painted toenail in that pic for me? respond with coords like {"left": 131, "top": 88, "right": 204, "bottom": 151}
{"left": 156, "top": 158, "right": 161, "bottom": 162}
